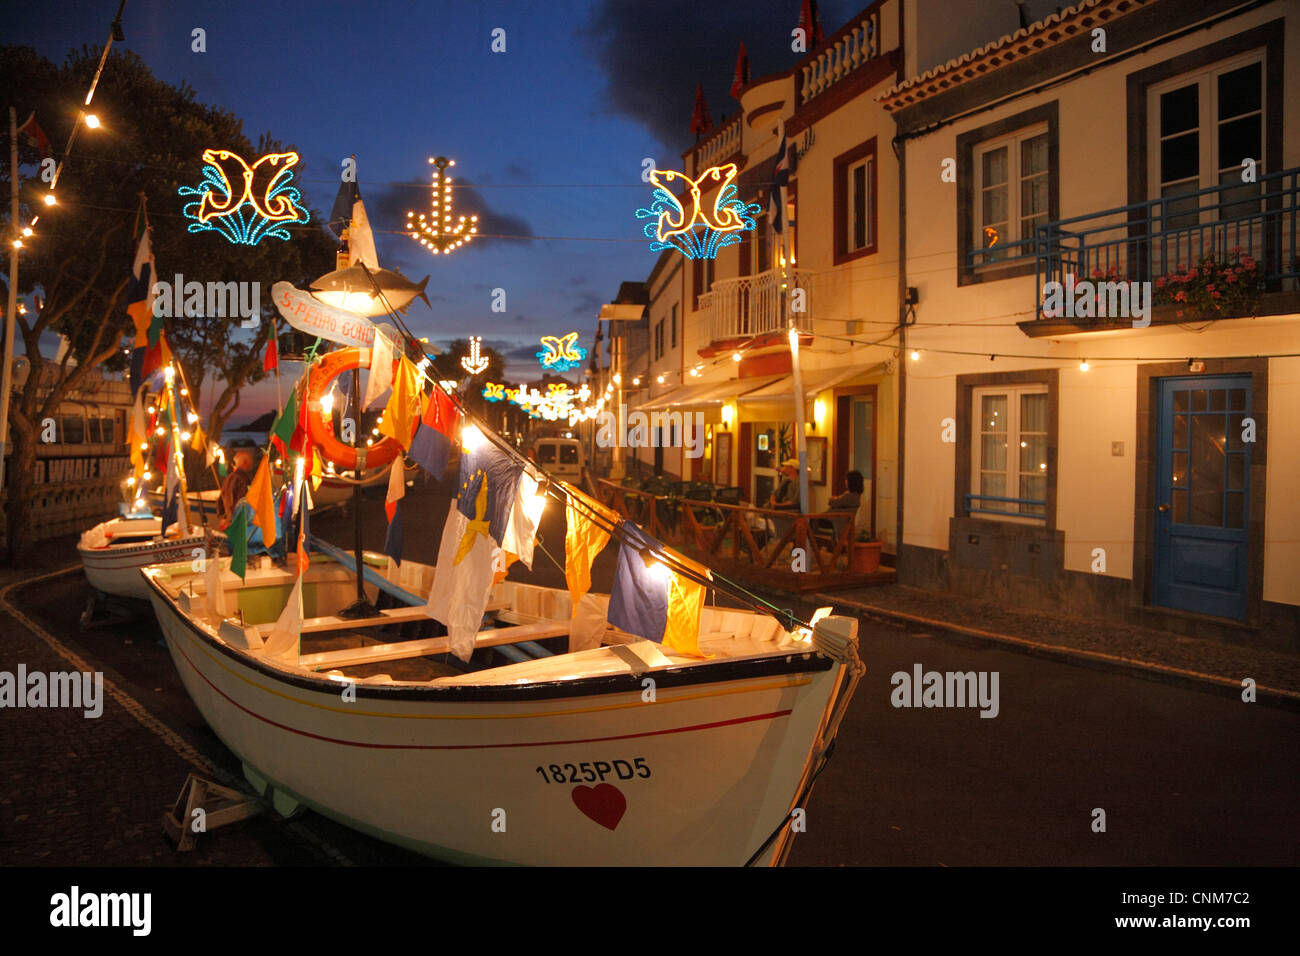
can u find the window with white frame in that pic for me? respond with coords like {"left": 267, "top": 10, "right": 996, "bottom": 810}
{"left": 1148, "top": 52, "right": 1263, "bottom": 230}
{"left": 974, "top": 125, "right": 1049, "bottom": 263}
{"left": 971, "top": 385, "right": 1048, "bottom": 519}
{"left": 846, "top": 155, "right": 873, "bottom": 254}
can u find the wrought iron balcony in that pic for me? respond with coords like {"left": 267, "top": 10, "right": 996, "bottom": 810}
{"left": 1013, "top": 167, "right": 1299, "bottom": 321}
{"left": 698, "top": 269, "right": 816, "bottom": 349}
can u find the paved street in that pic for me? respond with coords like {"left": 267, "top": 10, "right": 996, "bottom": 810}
{"left": 2, "top": 476, "right": 1296, "bottom": 866}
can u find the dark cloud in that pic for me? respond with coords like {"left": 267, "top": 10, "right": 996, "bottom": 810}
{"left": 569, "top": 274, "right": 588, "bottom": 287}
{"left": 366, "top": 178, "right": 535, "bottom": 248}
{"left": 569, "top": 290, "right": 605, "bottom": 318}
{"left": 503, "top": 162, "right": 531, "bottom": 181}
{"left": 583, "top": 0, "right": 858, "bottom": 152}
{"left": 503, "top": 343, "right": 543, "bottom": 363}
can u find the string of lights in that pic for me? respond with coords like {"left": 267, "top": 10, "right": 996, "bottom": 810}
{"left": 9, "top": 2, "right": 124, "bottom": 251}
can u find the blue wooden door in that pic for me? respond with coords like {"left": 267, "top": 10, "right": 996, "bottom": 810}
{"left": 1153, "top": 375, "right": 1251, "bottom": 620}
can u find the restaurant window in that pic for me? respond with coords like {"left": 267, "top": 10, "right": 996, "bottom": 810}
{"left": 973, "top": 125, "right": 1049, "bottom": 264}
{"left": 653, "top": 319, "right": 665, "bottom": 360}
{"left": 833, "top": 139, "right": 876, "bottom": 264}
{"left": 670, "top": 304, "right": 677, "bottom": 349}
{"left": 970, "top": 384, "right": 1049, "bottom": 520}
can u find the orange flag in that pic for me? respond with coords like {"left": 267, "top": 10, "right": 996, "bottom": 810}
{"left": 663, "top": 547, "right": 712, "bottom": 657}
{"left": 377, "top": 357, "right": 421, "bottom": 451}
{"left": 246, "top": 454, "right": 276, "bottom": 547}
{"left": 562, "top": 481, "right": 619, "bottom": 608}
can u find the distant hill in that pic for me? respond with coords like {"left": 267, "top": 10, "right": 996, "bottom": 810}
{"left": 232, "top": 411, "right": 276, "bottom": 432}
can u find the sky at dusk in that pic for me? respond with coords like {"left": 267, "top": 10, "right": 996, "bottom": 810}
{"left": 4, "top": 0, "right": 858, "bottom": 424}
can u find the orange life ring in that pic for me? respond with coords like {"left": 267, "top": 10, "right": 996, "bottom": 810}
{"left": 305, "top": 347, "right": 412, "bottom": 473}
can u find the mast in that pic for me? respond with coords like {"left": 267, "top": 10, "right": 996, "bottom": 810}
{"left": 163, "top": 364, "right": 191, "bottom": 535}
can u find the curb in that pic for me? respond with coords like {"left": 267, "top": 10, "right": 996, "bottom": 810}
{"left": 816, "top": 591, "right": 1300, "bottom": 714}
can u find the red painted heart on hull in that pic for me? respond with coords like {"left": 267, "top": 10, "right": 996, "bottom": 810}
{"left": 571, "top": 783, "right": 627, "bottom": 831}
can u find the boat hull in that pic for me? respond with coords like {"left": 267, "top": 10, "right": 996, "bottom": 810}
{"left": 79, "top": 522, "right": 213, "bottom": 601}
{"left": 146, "top": 573, "right": 843, "bottom": 866}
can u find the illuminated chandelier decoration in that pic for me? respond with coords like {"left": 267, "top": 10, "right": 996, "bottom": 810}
{"left": 635, "top": 162, "right": 760, "bottom": 259}
{"left": 461, "top": 335, "right": 489, "bottom": 375}
{"left": 536, "top": 332, "right": 587, "bottom": 372}
{"left": 407, "top": 156, "right": 478, "bottom": 255}
{"left": 179, "top": 148, "right": 309, "bottom": 245}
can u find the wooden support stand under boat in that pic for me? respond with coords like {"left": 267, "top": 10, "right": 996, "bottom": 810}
{"left": 161, "top": 773, "right": 263, "bottom": 852}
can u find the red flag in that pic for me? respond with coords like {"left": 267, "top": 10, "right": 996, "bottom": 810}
{"left": 16, "top": 113, "right": 50, "bottom": 161}
{"left": 798, "top": 0, "right": 825, "bottom": 47}
{"left": 731, "top": 42, "right": 750, "bottom": 100}
{"left": 689, "top": 84, "right": 713, "bottom": 137}
{"left": 263, "top": 332, "right": 279, "bottom": 371}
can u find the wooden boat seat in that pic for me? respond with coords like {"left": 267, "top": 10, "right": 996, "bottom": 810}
{"left": 299, "top": 599, "right": 508, "bottom": 634}
{"left": 298, "top": 620, "right": 569, "bottom": 670}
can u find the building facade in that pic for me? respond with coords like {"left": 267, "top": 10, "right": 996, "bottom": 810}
{"left": 629, "top": 0, "right": 906, "bottom": 551}
{"left": 884, "top": 0, "right": 1299, "bottom": 646}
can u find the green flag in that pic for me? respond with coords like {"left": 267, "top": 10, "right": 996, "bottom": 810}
{"left": 269, "top": 387, "right": 299, "bottom": 456}
{"left": 228, "top": 503, "right": 249, "bottom": 580}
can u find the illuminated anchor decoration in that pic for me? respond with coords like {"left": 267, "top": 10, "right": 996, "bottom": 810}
{"left": 635, "top": 163, "right": 761, "bottom": 259}
{"left": 461, "top": 336, "right": 489, "bottom": 375}
{"left": 536, "top": 332, "right": 587, "bottom": 372}
{"left": 407, "top": 155, "right": 478, "bottom": 255}
{"left": 178, "top": 148, "right": 310, "bottom": 245}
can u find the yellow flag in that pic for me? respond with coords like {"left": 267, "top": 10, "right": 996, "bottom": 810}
{"left": 247, "top": 454, "right": 276, "bottom": 547}
{"left": 190, "top": 425, "right": 205, "bottom": 453}
{"left": 663, "top": 547, "right": 712, "bottom": 657}
{"left": 377, "top": 357, "right": 421, "bottom": 451}
{"left": 562, "top": 481, "right": 619, "bottom": 607}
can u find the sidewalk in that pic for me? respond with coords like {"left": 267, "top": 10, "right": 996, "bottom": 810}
{"left": 815, "top": 583, "right": 1300, "bottom": 709}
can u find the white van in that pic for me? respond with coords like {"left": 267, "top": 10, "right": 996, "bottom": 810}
{"left": 533, "top": 437, "right": 584, "bottom": 479}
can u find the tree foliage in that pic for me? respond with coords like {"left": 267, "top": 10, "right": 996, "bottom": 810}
{"left": 1, "top": 44, "right": 336, "bottom": 555}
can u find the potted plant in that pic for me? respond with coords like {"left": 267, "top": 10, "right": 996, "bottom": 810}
{"left": 849, "top": 528, "right": 882, "bottom": 574}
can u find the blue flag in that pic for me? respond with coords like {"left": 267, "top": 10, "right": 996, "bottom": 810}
{"left": 159, "top": 440, "right": 180, "bottom": 537}
{"left": 607, "top": 522, "right": 670, "bottom": 644}
{"left": 456, "top": 441, "right": 522, "bottom": 545}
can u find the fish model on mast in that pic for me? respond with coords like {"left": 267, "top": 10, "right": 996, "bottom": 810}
{"left": 309, "top": 266, "right": 430, "bottom": 317}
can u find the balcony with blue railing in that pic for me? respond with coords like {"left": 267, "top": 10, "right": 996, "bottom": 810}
{"left": 968, "top": 167, "right": 1300, "bottom": 333}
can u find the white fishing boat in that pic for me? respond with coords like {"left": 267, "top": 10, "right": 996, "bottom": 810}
{"left": 142, "top": 547, "right": 862, "bottom": 866}
{"left": 143, "top": 487, "right": 223, "bottom": 518}
{"left": 78, "top": 515, "right": 219, "bottom": 601}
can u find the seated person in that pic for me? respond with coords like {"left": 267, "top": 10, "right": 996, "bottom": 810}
{"left": 766, "top": 459, "right": 801, "bottom": 510}
{"left": 824, "top": 470, "right": 864, "bottom": 538}
{"left": 218, "top": 448, "right": 256, "bottom": 530}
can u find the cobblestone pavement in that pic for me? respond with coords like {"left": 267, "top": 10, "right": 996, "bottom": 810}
{"left": 2, "top": 479, "right": 1296, "bottom": 867}
{"left": 818, "top": 584, "right": 1300, "bottom": 699}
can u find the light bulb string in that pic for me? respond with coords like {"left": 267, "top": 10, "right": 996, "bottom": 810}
{"left": 348, "top": 263, "right": 812, "bottom": 631}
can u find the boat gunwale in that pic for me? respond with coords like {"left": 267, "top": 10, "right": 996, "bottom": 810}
{"left": 145, "top": 569, "right": 835, "bottom": 704}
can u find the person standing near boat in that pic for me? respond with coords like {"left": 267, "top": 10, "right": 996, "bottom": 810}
{"left": 218, "top": 448, "right": 256, "bottom": 530}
